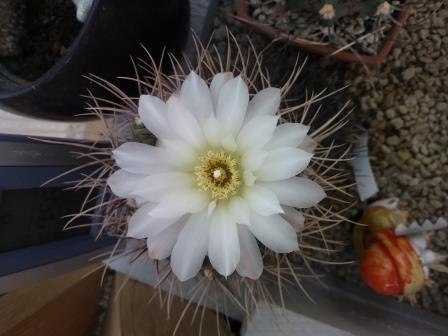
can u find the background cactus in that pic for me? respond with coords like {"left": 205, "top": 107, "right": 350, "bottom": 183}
{"left": 285, "top": 0, "right": 392, "bottom": 21}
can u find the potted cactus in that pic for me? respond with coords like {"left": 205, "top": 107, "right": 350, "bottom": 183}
{"left": 0, "top": 0, "right": 189, "bottom": 120}
{"left": 236, "top": 0, "right": 411, "bottom": 65}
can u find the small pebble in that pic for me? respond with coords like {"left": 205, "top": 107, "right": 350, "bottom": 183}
{"left": 386, "top": 135, "right": 400, "bottom": 146}
{"left": 402, "top": 67, "right": 417, "bottom": 81}
{"left": 391, "top": 117, "right": 404, "bottom": 129}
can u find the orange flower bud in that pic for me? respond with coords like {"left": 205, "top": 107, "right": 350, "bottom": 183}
{"left": 360, "top": 229, "right": 425, "bottom": 297}
{"left": 353, "top": 203, "right": 408, "bottom": 255}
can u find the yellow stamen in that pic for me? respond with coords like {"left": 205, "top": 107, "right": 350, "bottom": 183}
{"left": 195, "top": 151, "right": 240, "bottom": 200}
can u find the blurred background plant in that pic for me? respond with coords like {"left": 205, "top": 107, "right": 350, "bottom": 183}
{"left": 244, "top": 0, "right": 405, "bottom": 60}
{"left": 285, "top": 0, "right": 393, "bottom": 22}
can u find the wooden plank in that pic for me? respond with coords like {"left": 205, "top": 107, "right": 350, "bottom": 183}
{"left": 0, "top": 264, "right": 102, "bottom": 336}
{"left": 104, "top": 273, "right": 232, "bottom": 336}
{"left": 0, "top": 106, "right": 107, "bottom": 141}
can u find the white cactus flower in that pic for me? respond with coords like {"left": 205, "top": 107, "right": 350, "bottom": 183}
{"left": 107, "top": 71, "right": 326, "bottom": 281}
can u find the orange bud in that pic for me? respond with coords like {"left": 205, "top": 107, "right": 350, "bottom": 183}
{"left": 353, "top": 204, "right": 405, "bottom": 256}
{"left": 360, "top": 228, "right": 425, "bottom": 297}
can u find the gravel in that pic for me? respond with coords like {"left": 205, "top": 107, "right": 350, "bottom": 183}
{"left": 348, "top": 0, "right": 448, "bottom": 223}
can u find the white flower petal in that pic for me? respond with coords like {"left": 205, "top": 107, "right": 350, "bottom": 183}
{"left": 249, "top": 212, "right": 299, "bottom": 253}
{"left": 299, "top": 136, "right": 318, "bottom": 154}
{"left": 149, "top": 189, "right": 209, "bottom": 218}
{"left": 216, "top": 76, "right": 249, "bottom": 136}
{"left": 228, "top": 196, "right": 250, "bottom": 225}
{"left": 157, "top": 138, "right": 197, "bottom": 169}
{"left": 243, "top": 170, "right": 257, "bottom": 187}
{"left": 281, "top": 206, "right": 305, "bottom": 232}
{"left": 107, "top": 169, "right": 145, "bottom": 199}
{"left": 207, "top": 200, "right": 217, "bottom": 217}
{"left": 133, "top": 172, "right": 195, "bottom": 203}
{"left": 242, "top": 149, "right": 268, "bottom": 172}
{"left": 237, "top": 116, "right": 278, "bottom": 150}
{"left": 256, "top": 148, "right": 313, "bottom": 181}
{"left": 203, "top": 115, "right": 222, "bottom": 147}
{"left": 113, "top": 142, "right": 167, "bottom": 175}
{"left": 265, "top": 123, "right": 310, "bottom": 150}
{"left": 245, "top": 87, "right": 281, "bottom": 121}
{"left": 128, "top": 203, "right": 183, "bottom": 239}
{"left": 236, "top": 225, "right": 263, "bottom": 280}
{"left": 166, "top": 95, "right": 204, "bottom": 147}
{"left": 210, "top": 72, "right": 233, "bottom": 109}
{"left": 208, "top": 205, "right": 240, "bottom": 277}
{"left": 171, "top": 212, "right": 209, "bottom": 281}
{"left": 261, "top": 177, "right": 326, "bottom": 208}
{"left": 138, "top": 95, "right": 170, "bottom": 139}
{"left": 220, "top": 134, "right": 237, "bottom": 151}
{"left": 244, "top": 185, "right": 283, "bottom": 216}
{"left": 180, "top": 71, "right": 214, "bottom": 123}
{"left": 147, "top": 219, "right": 185, "bottom": 260}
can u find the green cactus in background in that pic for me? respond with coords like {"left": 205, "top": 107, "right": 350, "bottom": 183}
{"left": 285, "top": 0, "right": 392, "bottom": 21}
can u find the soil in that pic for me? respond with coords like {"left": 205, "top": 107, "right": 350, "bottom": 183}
{"left": 0, "top": 0, "right": 82, "bottom": 82}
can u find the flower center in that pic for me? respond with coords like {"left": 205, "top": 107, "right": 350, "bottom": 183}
{"left": 195, "top": 151, "right": 240, "bottom": 200}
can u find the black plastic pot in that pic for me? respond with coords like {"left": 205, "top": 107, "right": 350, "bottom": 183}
{"left": 0, "top": 0, "right": 190, "bottom": 120}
